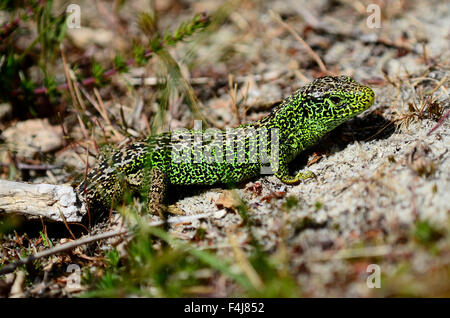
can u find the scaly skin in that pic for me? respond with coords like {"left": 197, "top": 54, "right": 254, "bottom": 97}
{"left": 76, "top": 76, "right": 374, "bottom": 217}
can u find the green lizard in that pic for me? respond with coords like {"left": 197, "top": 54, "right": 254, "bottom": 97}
{"left": 76, "top": 76, "right": 374, "bottom": 218}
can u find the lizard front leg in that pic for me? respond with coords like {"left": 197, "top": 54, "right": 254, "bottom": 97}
{"left": 274, "top": 158, "right": 315, "bottom": 185}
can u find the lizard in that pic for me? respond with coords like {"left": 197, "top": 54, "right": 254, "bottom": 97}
{"left": 76, "top": 75, "right": 375, "bottom": 218}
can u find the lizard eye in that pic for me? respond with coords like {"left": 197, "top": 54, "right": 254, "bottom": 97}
{"left": 329, "top": 96, "right": 342, "bottom": 105}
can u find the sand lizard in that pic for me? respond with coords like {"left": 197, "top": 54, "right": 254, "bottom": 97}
{"left": 76, "top": 76, "right": 375, "bottom": 218}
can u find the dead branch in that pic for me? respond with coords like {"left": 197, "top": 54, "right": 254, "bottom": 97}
{"left": 0, "top": 180, "right": 84, "bottom": 223}
{"left": 0, "top": 229, "right": 129, "bottom": 276}
{"left": 0, "top": 212, "right": 215, "bottom": 276}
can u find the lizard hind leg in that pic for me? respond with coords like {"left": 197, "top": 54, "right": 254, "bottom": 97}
{"left": 128, "top": 167, "right": 185, "bottom": 216}
{"left": 147, "top": 167, "right": 169, "bottom": 218}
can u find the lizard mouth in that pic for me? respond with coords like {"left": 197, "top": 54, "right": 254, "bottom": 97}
{"left": 358, "top": 86, "right": 375, "bottom": 112}
{"left": 335, "top": 85, "right": 374, "bottom": 117}
{"left": 346, "top": 84, "right": 375, "bottom": 114}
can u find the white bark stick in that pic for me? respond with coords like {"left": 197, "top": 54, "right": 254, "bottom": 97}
{"left": 0, "top": 180, "right": 83, "bottom": 223}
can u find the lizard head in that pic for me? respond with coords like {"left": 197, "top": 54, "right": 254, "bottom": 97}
{"left": 299, "top": 75, "right": 374, "bottom": 129}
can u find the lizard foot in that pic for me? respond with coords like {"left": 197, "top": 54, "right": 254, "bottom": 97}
{"left": 277, "top": 170, "right": 316, "bottom": 185}
{"left": 167, "top": 204, "right": 185, "bottom": 215}
{"left": 147, "top": 203, "right": 185, "bottom": 217}
{"left": 149, "top": 203, "right": 166, "bottom": 218}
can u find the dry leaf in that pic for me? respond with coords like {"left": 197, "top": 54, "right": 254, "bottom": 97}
{"left": 215, "top": 190, "right": 242, "bottom": 211}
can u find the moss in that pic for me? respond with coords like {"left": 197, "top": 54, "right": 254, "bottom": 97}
{"left": 414, "top": 220, "right": 444, "bottom": 247}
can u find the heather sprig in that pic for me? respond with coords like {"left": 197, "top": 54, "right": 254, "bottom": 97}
{"left": 163, "top": 12, "right": 210, "bottom": 46}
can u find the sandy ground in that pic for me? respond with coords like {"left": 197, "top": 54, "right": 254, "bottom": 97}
{"left": 163, "top": 0, "right": 450, "bottom": 297}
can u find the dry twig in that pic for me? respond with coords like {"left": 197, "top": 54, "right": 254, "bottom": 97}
{"left": 270, "top": 11, "right": 328, "bottom": 74}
